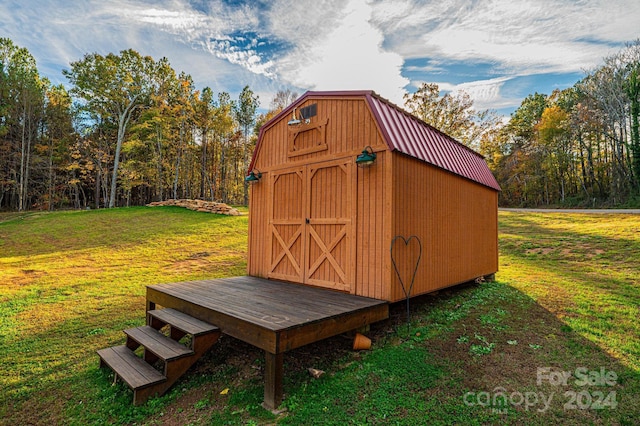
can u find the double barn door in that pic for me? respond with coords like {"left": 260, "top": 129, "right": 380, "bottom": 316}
{"left": 268, "top": 158, "right": 355, "bottom": 292}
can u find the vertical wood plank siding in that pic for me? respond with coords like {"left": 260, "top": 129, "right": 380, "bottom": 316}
{"left": 390, "top": 154, "right": 498, "bottom": 302}
{"left": 247, "top": 97, "right": 387, "bottom": 295}
{"left": 248, "top": 93, "right": 498, "bottom": 302}
{"left": 355, "top": 150, "right": 390, "bottom": 300}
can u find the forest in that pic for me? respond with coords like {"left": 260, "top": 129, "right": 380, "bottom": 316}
{"left": 1, "top": 37, "right": 639, "bottom": 210}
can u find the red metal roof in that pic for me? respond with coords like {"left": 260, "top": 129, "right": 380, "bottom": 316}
{"left": 252, "top": 90, "right": 501, "bottom": 191}
{"left": 364, "top": 92, "right": 501, "bottom": 191}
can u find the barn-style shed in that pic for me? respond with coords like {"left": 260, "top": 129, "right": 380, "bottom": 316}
{"left": 247, "top": 90, "right": 500, "bottom": 302}
{"left": 98, "top": 90, "right": 500, "bottom": 410}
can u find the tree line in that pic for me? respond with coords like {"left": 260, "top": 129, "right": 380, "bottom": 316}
{"left": 485, "top": 41, "right": 640, "bottom": 207}
{"left": 405, "top": 41, "right": 640, "bottom": 207}
{"left": 1, "top": 37, "right": 639, "bottom": 211}
{"left": 0, "top": 39, "right": 273, "bottom": 211}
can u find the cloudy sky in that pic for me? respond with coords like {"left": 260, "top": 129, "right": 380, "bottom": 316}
{"left": 1, "top": 0, "right": 639, "bottom": 115}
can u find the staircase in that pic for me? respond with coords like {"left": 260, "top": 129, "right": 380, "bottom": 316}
{"left": 97, "top": 308, "right": 220, "bottom": 405}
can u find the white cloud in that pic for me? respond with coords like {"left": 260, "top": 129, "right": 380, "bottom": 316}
{"left": 3, "top": 0, "right": 639, "bottom": 114}
{"left": 111, "top": 2, "right": 277, "bottom": 77}
{"left": 270, "top": 0, "right": 409, "bottom": 104}
{"left": 121, "top": 0, "right": 410, "bottom": 104}
{"left": 368, "top": 0, "right": 640, "bottom": 112}
{"left": 432, "top": 77, "right": 519, "bottom": 111}
{"left": 372, "top": 0, "right": 638, "bottom": 76}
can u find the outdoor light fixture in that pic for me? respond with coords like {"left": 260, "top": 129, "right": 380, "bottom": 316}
{"left": 245, "top": 169, "right": 262, "bottom": 183}
{"left": 287, "top": 108, "right": 301, "bottom": 126}
{"left": 355, "top": 146, "right": 377, "bottom": 167}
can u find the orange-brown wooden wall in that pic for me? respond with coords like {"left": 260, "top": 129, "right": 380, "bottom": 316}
{"left": 247, "top": 96, "right": 388, "bottom": 286}
{"left": 354, "top": 149, "right": 392, "bottom": 300}
{"left": 388, "top": 154, "right": 498, "bottom": 302}
{"left": 247, "top": 95, "right": 498, "bottom": 302}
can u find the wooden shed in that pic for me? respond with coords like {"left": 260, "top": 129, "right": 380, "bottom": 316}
{"left": 247, "top": 90, "right": 500, "bottom": 302}
{"left": 97, "top": 90, "right": 501, "bottom": 409}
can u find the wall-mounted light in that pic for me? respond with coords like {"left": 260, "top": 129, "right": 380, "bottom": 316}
{"left": 355, "top": 146, "right": 377, "bottom": 167}
{"left": 245, "top": 169, "right": 262, "bottom": 183}
{"left": 287, "top": 108, "right": 301, "bottom": 126}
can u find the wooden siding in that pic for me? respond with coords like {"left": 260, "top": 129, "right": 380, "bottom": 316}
{"left": 355, "top": 149, "right": 392, "bottom": 300}
{"left": 248, "top": 93, "right": 499, "bottom": 302}
{"left": 390, "top": 154, "right": 498, "bottom": 302}
{"left": 247, "top": 172, "right": 269, "bottom": 278}
{"left": 248, "top": 96, "right": 387, "bottom": 292}
{"left": 252, "top": 97, "right": 386, "bottom": 171}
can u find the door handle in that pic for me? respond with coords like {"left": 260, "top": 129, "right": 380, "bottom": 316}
{"left": 306, "top": 218, "right": 310, "bottom": 224}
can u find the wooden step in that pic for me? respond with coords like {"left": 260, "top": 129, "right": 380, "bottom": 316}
{"left": 124, "top": 326, "right": 193, "bottom": 361}
{"left": 97, "top": 345, "right": 166, "bottom": 390}
{"left": 98, "top": 311, "right": 221, "bottom": 405}
{"left": 148, "top": 308, "right": 219, "bottom": 336}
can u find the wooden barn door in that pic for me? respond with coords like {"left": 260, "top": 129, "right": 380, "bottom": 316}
{"left": 268, "top": 168, "right": 305, "bottom": 283}
{"left": 268, "top": 159, "right": 354, "bottom": 292}
{"left": 305, "top": 159, "right": 354, "bottom": 291}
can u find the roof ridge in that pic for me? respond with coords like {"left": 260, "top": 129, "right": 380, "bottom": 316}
{"left": 367, "top": 91, "right": 485, "bottom": 159}
{"left": 251, "top": 90, "right": 500, "bottom": 191}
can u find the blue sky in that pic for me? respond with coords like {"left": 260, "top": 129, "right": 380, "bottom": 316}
{"left": 1, "top": 0, "right": 639, "bottom": 116}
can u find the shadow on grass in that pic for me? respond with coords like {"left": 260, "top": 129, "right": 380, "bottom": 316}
{"left": 498, "top": 212, "right": 640, "bottom": 371}
{"left": 3, "top": 280, "right": 638, "bottom": 425}
{"left": 277, "top": 281, "right": 639, "bottom": 425}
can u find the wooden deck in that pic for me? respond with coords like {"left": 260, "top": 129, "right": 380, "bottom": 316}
{"left": 146, "top": 276, "right": 389, "bottom": 409}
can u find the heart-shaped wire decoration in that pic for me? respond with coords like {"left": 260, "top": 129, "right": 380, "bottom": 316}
{"left": 391, "top": 235, "right": 422, "bottom": 327}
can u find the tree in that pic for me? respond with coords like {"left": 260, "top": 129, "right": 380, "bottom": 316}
{"left": 536, "top": 103, "right": 572, "bottom": 202}
{"left": 213, "top": 91, "right": 235, "bottom": 203}
{"left": 270, "top": 89, "right": 298, "bottom": 114}
{"left": 0, "top": 38, "right": 46, "bottom": 210}
{"left": 580, "top": 44, "right": 639, "bottom": 199}
{"left": 234, "top": 86, "right": 259, "bottom": 205}
{"left": 64, "top": 49, "right": 158, "bottom": 208}
{"left": 194, "top": 87, "right": 216, "bottom": 199}
{"left": 404, "top": 82, "right": 498, "bottom": 149}
{"left": 622, "top": 46, "right": 640, "bottom": 187}
{"left": 491, "top": 93, "right": 547, "bottom": 206}
{"left": 43, "top": 84, "right": 76, "bottom": 209}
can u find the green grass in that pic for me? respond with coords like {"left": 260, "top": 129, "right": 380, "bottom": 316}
{"left": 0, "top": 206, "right": 249, "bottom": 425}
{"left": 1, "top": 208, "right": 638, "bottom": 425}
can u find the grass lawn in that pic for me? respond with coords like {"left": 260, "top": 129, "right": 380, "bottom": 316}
{"left": 0, "top": 208, "right": 638, "bottom": 425}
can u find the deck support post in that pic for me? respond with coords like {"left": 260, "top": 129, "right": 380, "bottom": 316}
{"left": 263, "top": 351, "right": 283, "bottom": 411}
{"left": 145, "top": 300, "right": 156, "bottom": 325}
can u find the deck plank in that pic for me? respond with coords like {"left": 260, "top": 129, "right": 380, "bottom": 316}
{"left": 146, "top": 276, "right": 389, "bottom": 410}
{"left": 148, "top": 277, "right": 386, "bottom": 331}
{"left": 124, "top": 326, "right": 193, "bottom": 361}
{"left": 97, "top": 345, "right": 166, "bottom": 390}
{"left": 147, "top": 277, "right": 389, "bottom": 353}
{"left": 148, "top": 308, "right": 218, "bottom": 336}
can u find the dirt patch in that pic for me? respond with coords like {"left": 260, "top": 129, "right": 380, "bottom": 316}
{"left": 526, "top": 247, "right": 554, "bottom": 255}
{"left": 422, "top": 291, "right": 626, "bottom": 423}
{"left": 166, "top": 257, "right": 212, "bottom": 274}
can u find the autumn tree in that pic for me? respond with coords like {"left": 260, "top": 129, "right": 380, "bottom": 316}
{"left": 0, "top": 38, "right": 46, "bottom": 210}
{"left": 64, "top": 49, "right": 159, "bottom": 208}
{"left": 194, "top": 87, "right": 216, "bottom": 199}
{"left": 404, "top": 82, "right": 500, "bottom": 150}
{"left": 43, "top": 84, "right": 77, "bottom": 209}
{"left": 234, "top": 85, "right": 259, "bottom": 205}
{"left": 213, "top": 91, "right": 235, "bottom": 203}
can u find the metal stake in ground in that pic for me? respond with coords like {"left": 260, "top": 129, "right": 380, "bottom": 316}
{"left": 390, "top": 235, "right": 422, "bottom": 333}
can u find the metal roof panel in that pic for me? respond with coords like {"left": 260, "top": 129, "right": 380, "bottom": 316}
{"left": 365, "top": 92, "right": 501, "bottom": 191}
{"left": 251, "top": 90, "right": 500, "bottom": 191}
